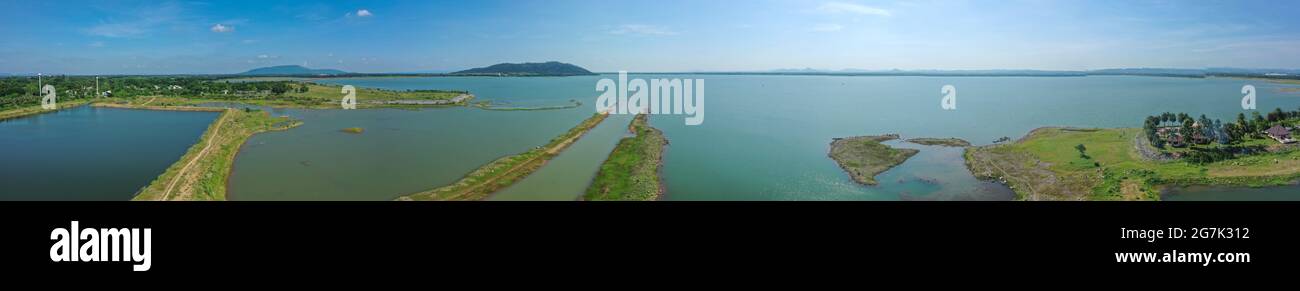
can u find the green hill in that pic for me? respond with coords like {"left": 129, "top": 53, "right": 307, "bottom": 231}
{"left": 239, "top": 65, "right": 349, "bottom": 76}
{"left": 452, "top": 62, "right": 594, "bottom": 76}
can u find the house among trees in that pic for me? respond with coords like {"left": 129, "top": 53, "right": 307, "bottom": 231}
{"left": 1266, "top": 125, "right": 1295, "bottom": 144}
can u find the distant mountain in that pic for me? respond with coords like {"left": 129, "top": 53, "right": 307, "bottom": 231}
{"left": 1089, "top": 68, "right": 1206, "bottom": 77}
{"left": 239, "top": 65, "right": 349, "bottom": 76}
{"left": 762, "top": 68, "right": 1084, "bottom": 76}
{"left": 452, "top": 62, "right": 594, "bottom": 76}
{"left": 400, "top": 69, "right": 457, "bottom": 74}
{"left": 1207, "top": 67, "right": 1300, "bottom": 76}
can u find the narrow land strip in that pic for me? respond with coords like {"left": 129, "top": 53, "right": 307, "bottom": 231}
{"left": 130, "top": 106, "right": 301, "bottom": 201}
{"left": 398, "top": 113, "right": 609, "bottom": 201}
{"left": 584, "top": 114, "right": 668, "bottom": 201}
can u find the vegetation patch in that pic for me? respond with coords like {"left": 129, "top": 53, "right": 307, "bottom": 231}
{"left": 966, "top": 126, "right": 1300, "bottom": 201}
{"left": 906, "top": 137, "right": 972, "bottom": 147}
{"left": 585, "top": 114, "right": 668, "bottom": 201}
{"left": 829, "top": 134, "right": 919, "bottom": 186}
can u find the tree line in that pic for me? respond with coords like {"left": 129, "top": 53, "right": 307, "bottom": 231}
{"left": 0, "top": 76, "right": 308, "bottom": 109}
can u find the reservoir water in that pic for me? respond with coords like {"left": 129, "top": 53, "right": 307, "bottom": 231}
{"left": 228, "top": 77, "right": 603, "bottom": 200}
{"left": 6, "top": 76, "right": 1289, "bottom": 200}
{"left": 260, "top": 75, "right": 1300, "bottom": 200}
{"left": 0, "top": 106, "right": 219, "bottom": 200}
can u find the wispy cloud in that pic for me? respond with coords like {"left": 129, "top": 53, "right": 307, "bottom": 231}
{"left": 89, "top": 41, "right": 105, "bottom": 48}
{"left": 85, "top": 2, "right": 185, "bottom": 38}
{"left": 817, "top": 2, "right": 892, "bottom": 17}
{"left": 210, "top": 23, "right": 234, "bottom": 33}
{"left": 357, "top": 9, "right": 373, "bottom": 17}
{"left": 609, "top": 24, "right": 678, "bottom": 36}
{"left": 811, "top": 23, "right": 844, "bottom": 32}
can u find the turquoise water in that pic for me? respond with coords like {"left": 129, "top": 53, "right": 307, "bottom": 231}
{"left": 0, "top": 106, "right": 219, "bottom": 200}
{"left": 642, "top": 75, "right": 1299, "bottom": 200}
{"left": 270, "top": 75, "right": 1300, "bottom": 200}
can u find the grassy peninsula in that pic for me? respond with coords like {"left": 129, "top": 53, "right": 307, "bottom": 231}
{"left": 829, "top": 134, "right": 919, "bottom": 185}
{"left": 132, "top": 107, "right": 301, "bottom": 201}
{"left": 966, "top": 126, "right": 1300, "bottom": 201}
{"left": 585, "top": 114, "right": 668, "bottom": 201}
{"left": 397, "top": 113, "right": 609, "bottom": 201}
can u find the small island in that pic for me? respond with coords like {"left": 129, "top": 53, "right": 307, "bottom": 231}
{"left": 341, "top": 127, "right": 364, "bottom": 134}
{"left": 906, "top": 137, "right": 972, "bottom": 147}
{"left": 829, "top": 134, "right": 919, "bottom": 185}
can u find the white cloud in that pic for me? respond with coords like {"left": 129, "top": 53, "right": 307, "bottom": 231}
{"left": 609, "top": 24, "right": 677, "bottom": 36}
{"left": 817, "top": 2, "right": 891, "bottom": 17}
{"left": 210, "top": 24, "right": 233, "bottom": 33}
{"left": 812, "top": 23, "right": 844, "bottom": 32}
{"left": 356, "top": 9, "right": 373, "bottom": 17}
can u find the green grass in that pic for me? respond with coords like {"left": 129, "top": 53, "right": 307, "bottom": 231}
{"left": 292, "top": 83, "right": 467, "bottom": 104}
{"left": 967, "top": 127, "right": 1300, "bottom": 201}
{"left": 585, "top": 114, "right": 668, "bottom": 201}
{"left": 398, "top": 113, "right": 609, "bottom": 201}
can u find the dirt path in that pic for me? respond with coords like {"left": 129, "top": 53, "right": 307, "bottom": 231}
{"left": 140, "top": 97, "right": 158, "bottom": 106}
{"left": 983, "top": 153, "right": 1039, "bottom": 200}
{"left": 159, "top": 110, "right": 229, "bottom": 201}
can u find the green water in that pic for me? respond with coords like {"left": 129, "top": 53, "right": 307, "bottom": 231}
{"left": 248, "top": 75, "right": 1300, "bottom": 200}
{"left": 490, "top": 114, "right": 634, "bottom": 201}
{"left": 229, "top": 77, "right": 606, "bottom": 200}
{"left": 0, "top": 106, "right": 219, "bottom": 200}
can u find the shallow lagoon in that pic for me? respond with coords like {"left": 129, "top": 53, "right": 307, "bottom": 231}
{"left": 229, "top": 77, "right": 604, "bottom": 200}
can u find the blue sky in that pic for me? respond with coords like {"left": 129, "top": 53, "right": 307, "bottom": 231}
{"left": 2, "top": 0, "right": 1298, "bottom": 74}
